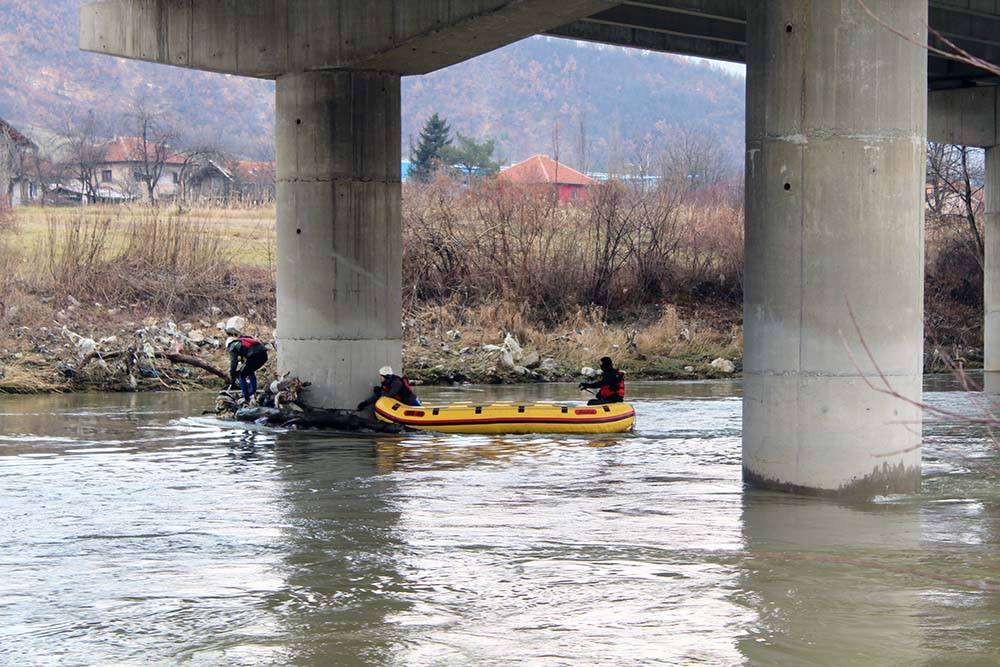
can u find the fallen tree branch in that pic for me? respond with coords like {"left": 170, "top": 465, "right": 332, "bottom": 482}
{"left": 158, "top": 352, "right": 227, "bottom": 380}
{"left": 77, "top": 348, "right": 227, "bottom": 380}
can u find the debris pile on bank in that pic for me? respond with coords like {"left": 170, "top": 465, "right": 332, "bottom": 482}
{"left": 63, "top": 315, "right": 256, "bottom": 391}
{"left": 404, "top": 328, "right": 565, "bottom": 384}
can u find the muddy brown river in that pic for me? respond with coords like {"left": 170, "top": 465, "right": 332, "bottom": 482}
{"left": 2, "top": 378, "right": 999, "bottom": 665}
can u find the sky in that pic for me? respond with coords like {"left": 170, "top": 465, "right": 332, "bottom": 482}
{"left": 708, "top": 60, "right": 746, "bottom": 77}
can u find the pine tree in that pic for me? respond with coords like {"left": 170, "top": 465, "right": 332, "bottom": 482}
{"left": 409, "top": 113, "right": 452, "bottom": 183}
{"left": 440, "top": 133, "right": 501, "bottom": 184}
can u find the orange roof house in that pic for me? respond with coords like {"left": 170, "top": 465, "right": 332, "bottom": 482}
{"left": 100, "top": 136, "right": 184, "bottom": 165}
{"left": 498, "top": 154, "right": 596, "bottom": 203}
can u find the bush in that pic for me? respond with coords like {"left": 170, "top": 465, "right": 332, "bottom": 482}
{"left": 401, "top": 176, "right": 744, "bottom": 324}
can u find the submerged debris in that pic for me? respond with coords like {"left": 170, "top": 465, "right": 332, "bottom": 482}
{"left": 213, "top": 374, "right": 406, "bottom": 433}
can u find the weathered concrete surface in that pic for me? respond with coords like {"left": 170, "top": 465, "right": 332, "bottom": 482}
{"left": 986, "top": 147, "right": 1000, "bottom": 394}
{"left": 275, "top": 71, "right": 402, "bottom": 409}
{"left": 79, "top": 0, "right": 613, "bottom": 77}
{"left": 743, "top": 0, "right": 926, "bottom": 496}
{"left": 928, "top": 87, "right": 1000, "bottom": 148}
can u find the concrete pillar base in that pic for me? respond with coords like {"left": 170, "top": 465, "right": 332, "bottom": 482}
{"left": 278, "top": 339, "right": 400, "bottom": 409}
{"left": 743, "top": 375, "right": 922, "bottom": 496}
{"left": 985, "top": 371, "right": 1000, "bottom": 395}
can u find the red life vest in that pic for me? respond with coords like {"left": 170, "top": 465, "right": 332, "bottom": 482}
{"left": 598, "top": 371, "right": 626, "bottom": 399}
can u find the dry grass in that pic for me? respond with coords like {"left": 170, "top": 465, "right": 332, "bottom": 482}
{"left": 0, "top": 359, "right": 67, "bottom": 394}
{"left": 4, "top": 210, "right": 276, "bottom": 322}
{"left": 14, "top": 205, "right": 276, "bottom": 268}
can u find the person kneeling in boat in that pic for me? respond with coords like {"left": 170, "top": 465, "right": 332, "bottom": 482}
{"left": 356, "top": 366, "right": 421, "bottom": 411}
{"left": 227, "top": 335, "right": 268, "bottom": 402}
{"left": 579, "top": 356, "right": 626, "bottom": 405}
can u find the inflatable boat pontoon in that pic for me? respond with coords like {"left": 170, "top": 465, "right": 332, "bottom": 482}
{"left": 374, "top": 397, "right": 635, "bottom": 434}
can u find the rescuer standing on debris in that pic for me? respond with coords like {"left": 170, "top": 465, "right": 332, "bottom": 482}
{"left": 357, "top": 366, "right": 421, "bottom": 411}
{"left": 579, "top": 356, "right": 626, "bottom": 405}
{"left": 227, "top": 334, "right": 268, "bottom": 402}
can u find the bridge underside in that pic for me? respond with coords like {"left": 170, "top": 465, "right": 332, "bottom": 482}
{"left": 81, "top": 0, "right": 1000, "bottom": 497}
{"left": 547, "top": 0, "right": 1000, "bottom": 91}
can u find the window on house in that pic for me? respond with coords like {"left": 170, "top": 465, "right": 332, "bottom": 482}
{"left": 172, "top": 171, "right": 180, "bottom": 184}
{"left": 101, "top": 169, "right": 113, "bottom": 182}
{"left": 133, "top": 170, "right": 144, "bottom": 181}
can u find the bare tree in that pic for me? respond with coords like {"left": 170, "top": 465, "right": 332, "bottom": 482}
{"left": 127, "top": 100, "right": 178, "bottom": 204}
{"left": 62, "top": 112, "right": 107, "bottom": 204}
{"left": 660, "top": 127, "right": 727, "bottom": 192}
{"left": 23, "top": 133, "right": 65, "bottom": 207}
{"left": 626, "top": 133, "right": 657, "bottom": 186}
{"left": 0, "top": 135, "right": 18, "bottom": 211}
{"left": 606, "top": 111, "right": 624, "bottom": 178}
{"left": 575, "top": 110, "right": 590, "bottom": 176}
{"left": 177, "top": 145, "right": 228, "bottom": 202}
{"left": 926, "top": 142, "right": 985, "bottom": 267}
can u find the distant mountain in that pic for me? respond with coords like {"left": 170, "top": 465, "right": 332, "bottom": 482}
{"left": 0, "top": 1, "right": 745, "bottom": 169}
{"left": 405, "top": 38, "right": 746, "bottom": 172}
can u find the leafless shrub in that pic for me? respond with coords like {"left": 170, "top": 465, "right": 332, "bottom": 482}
{"left": 402, "top": 176, "right": 744, "bottom": 324}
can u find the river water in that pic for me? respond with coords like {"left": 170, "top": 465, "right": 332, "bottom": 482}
{"left": 1, "top": 378, "right": 999, "bottom": 666}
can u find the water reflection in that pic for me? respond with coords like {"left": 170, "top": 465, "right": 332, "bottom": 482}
{"left": 266, "top": 434, "right": 410, "bottom": 665}
{"left": 737, "top": 492, "right": 927, "bottom": 665}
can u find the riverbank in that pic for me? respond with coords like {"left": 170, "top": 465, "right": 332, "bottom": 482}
{"left": 0, "top": 298, "right": 744, "bottom": 394}
{"left": 0, "top": 289, "right": 982, "bottom": 395}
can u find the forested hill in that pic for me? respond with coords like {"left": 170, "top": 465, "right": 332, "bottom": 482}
{"left": 0, "top": 1, "right": 745, "bottom": 168}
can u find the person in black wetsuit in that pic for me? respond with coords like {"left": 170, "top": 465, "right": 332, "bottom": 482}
{"left": 227, "top": 335, "right": 268, "bottom": 401}
{"left": 579, "top": 356, "right": 626, "bottom": 406}
{"left": 356, "top": 366, "right": 421, "bottom": 411}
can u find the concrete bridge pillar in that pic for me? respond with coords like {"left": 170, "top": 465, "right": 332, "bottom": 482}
{"left": 985, "top": 147, "right": 1000, "bottom": 394}
{"left": 743, "top": 0, "right": 927, "bottom": 495}
{"left": 275, "top": 71, "right": 402, "bottom": 409}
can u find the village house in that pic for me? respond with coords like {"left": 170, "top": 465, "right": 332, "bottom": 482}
{"left": 1, "top": 117, "right": 41, "bottom": 207}
{"left": 185, "top": 159, "right": 233, "bottom": 202}
{"left": 178, "top": 158, "right": 277, "bottom": 204}
{"left": 91, "top": 136, "right": 185, "bottom": 202}
{"left": 498, "top": 154, "right": 596, "bottom": 203}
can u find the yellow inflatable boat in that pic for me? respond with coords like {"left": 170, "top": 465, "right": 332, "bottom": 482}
{"left": 374, "top": 397, "right": 635, "bottom": 434}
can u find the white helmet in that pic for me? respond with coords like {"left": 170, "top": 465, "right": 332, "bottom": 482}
{"left": 379, "top": 366, "right": 393, "bottom": 376}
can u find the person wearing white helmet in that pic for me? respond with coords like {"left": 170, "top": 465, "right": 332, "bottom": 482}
{"left": 226, "top": 333, "right": 268, "bottom": 401}
{"left": 356, "top": 365, "right": 420, "bottom": 411}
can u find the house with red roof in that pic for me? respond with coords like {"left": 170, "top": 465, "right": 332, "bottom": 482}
{"left": 498, "top": 154, "right": 596, "bottom": 203}
{"left": 92, "top": 136, "right": 185, "bottom": 201}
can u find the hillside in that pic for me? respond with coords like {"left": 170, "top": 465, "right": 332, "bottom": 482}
{"left": 0, "top": 1, "right": 745, "bottom": 168}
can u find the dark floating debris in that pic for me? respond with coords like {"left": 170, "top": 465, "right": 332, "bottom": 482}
{"left": 213, "top": 374, "right": 407, "bottom": 433}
